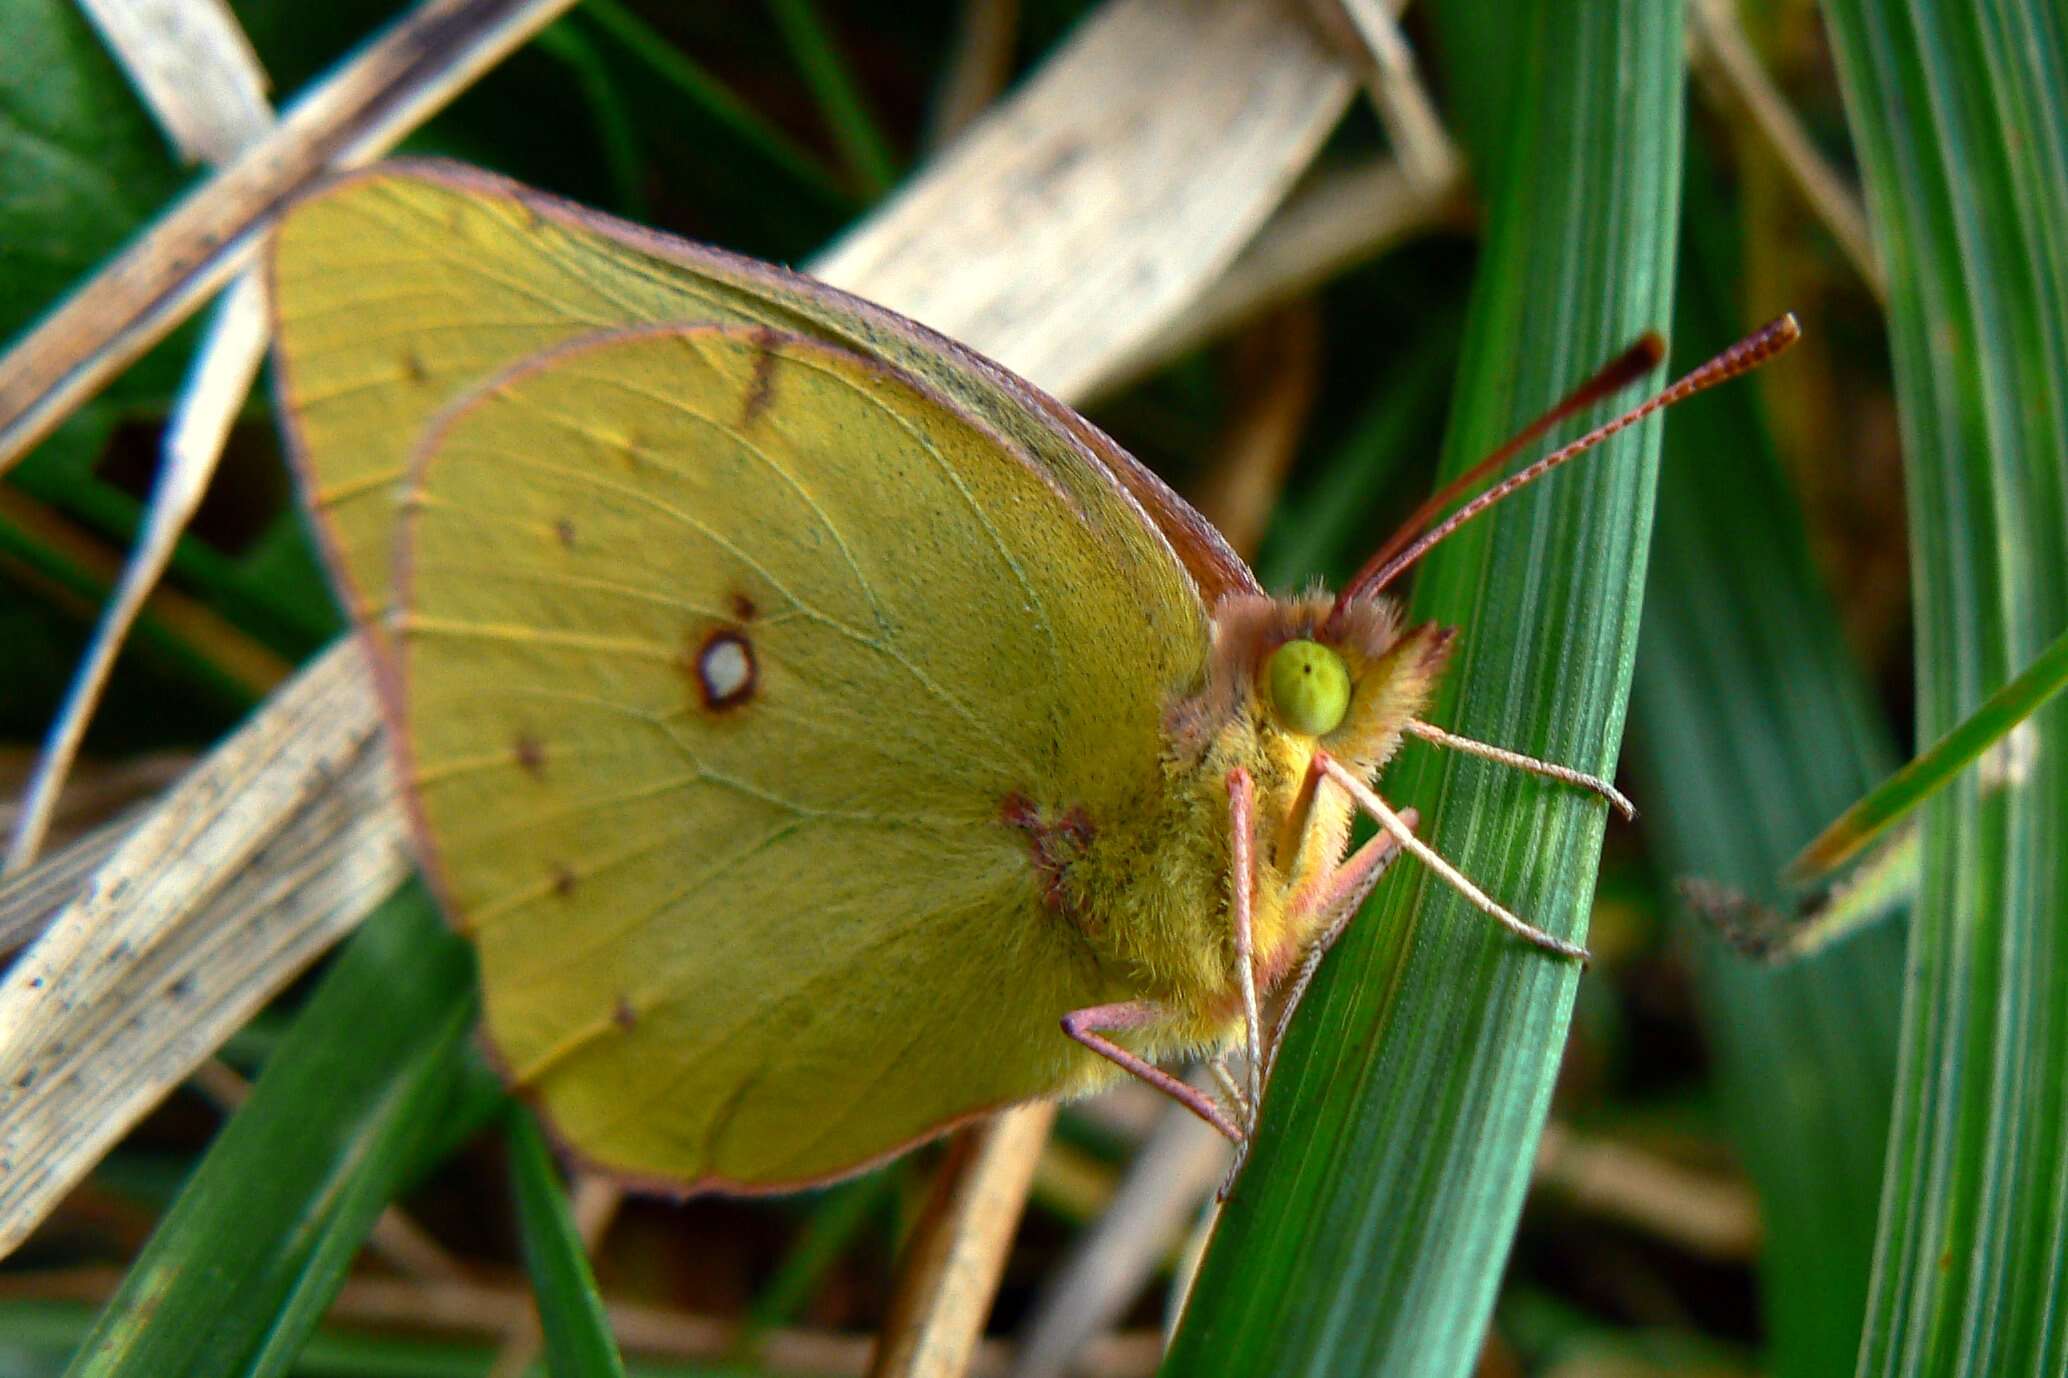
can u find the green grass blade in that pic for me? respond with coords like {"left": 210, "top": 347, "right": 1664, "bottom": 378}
{"left": 1625, "top": 154, "right": 1905, "bottom": 1377}
{"left": 59, "top": 889, "right": 479, "bottom": 1378}
{"left": 1160, "top": 2, "right": 1683, "bottom": 1372}
{"left": 534, "top": 22, "right": 652, "bottom": 221}
{"left": 1789, "top": 624, "right": 2068, "bottom": 882}
{"left": 1821, "top": 0, "right": 2068, "bottom": 1373}
{"left": 765, "top": 0, "right": 899, "bottom": 197}
{"left": 578, "top": 0, "right": 851, "bottom": 207}
{"left": 507, "top": 1107, "right": 628, "bottom": 1378}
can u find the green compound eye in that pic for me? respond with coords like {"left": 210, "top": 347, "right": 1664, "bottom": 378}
{"left": 1267, "top": 639, "right": 1351, "bottom": 737}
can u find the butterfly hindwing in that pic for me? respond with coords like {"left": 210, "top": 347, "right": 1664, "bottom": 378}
{"left": 390, "top": 323, "right": 1204, "bottom": 1187}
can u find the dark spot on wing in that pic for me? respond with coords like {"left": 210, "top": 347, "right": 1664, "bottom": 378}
{"left": 741, "top": 327, "right": 781, "bottom": 427}
{"left": 1001, "top": 792, "right": 1095, "bottom": 917}
{"left": 613, "top": 996, "right": 638, "bottom": 1030}
{"left": 514, "top": 733, "right": 547, "bottom": 777}
{"left": 554, "top": 516, "right": 577, "bottom": 548}
{"left": 551, "top": 865, "right": 577, "bottom": 898}
{"left": 401, "top": 348, "right": 429, "bottom": 384}
{"left": 730, "top": 591, "right": 758, "bottom": 621}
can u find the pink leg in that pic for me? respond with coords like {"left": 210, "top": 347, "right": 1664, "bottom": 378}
{"left": 1061, "top": 1002, "right": 1244, "bottom": 1142}
{"left": 1226, "top": 767, "right": 1262, "bottom": 1127}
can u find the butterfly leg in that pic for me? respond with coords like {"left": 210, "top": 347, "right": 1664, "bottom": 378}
{"left": 1206, "top": 1052, "right": 1253, "bottom": 1125}
{"left": 1225, "top": 767, "right": 1264, "bottom": 1134}
{"left": 1060, "top": 1002, "right": 1245, "bottom": 1143}
{"left": 1403, "top": 718, "right": 1635, "bottom": 820}
{"left": 1315, "top": 752, "right": 1590, "bottom": 962}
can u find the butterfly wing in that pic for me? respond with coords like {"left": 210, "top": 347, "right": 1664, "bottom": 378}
{"left": 397, "top": 323, "right": 1208, "bottom": 1187}
{"left": 268, "top": 159, "right": 1258, "bottom": 626}
{"left": 270, "top": 161, "right": 1254, "bottom": 1186}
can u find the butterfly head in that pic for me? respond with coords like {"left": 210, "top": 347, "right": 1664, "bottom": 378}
{"left": 1171, "top": 592, "right": 1452, "bottom": 785}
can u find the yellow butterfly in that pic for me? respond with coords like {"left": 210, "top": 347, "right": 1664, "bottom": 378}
{"left": 268, "top": 160, "right": 1795, "bottom": 1193}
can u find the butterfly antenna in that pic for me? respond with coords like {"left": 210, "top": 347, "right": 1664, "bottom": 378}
{"left": 1332, "top": 315, "right": 1801, "bottom": 614}
{"left": 1342, "top": 332, "right": 1666, "bottom": 604}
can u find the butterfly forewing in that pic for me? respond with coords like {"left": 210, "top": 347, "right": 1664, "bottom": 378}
{"left": 268, "top": 160, "right": 1247, "bottom": 628}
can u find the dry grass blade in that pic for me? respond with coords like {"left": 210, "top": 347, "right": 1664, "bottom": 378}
{"left": 75, "top": 0, "right": 272, "bottom": 163}
{"left": 923, "top": 0, "right": 1020, "bottom": 149}
{"left": 6, "top": 275, "right": 268, "bottom": 872}
{"left": 0, "top": 824, "right": 124, "bottom": 957}
{"left": 870, "top": 1105, "right": 1056, "bottom": 1378}
{"left": 1009, "top": 1100, "right": 1227, "bottom": 1378}
{"left": 1327, "top": 0, "right": 1459, "bottom": 189}
{"left": 0, "top": 751, "right": 192, "bottom": 847}
{"left": 1687, "top": 0, "right": 1881, "bottom": 298}
{"left": 0, "top": 0, "right": 580, "bottom": 476}
{"left": 6, "top": 0, "right": 279, "bottom": 873}
{"left": 0, "top": 1263, "right": 1168, "bottom": 1377}
{"left": 1095, "top": 157, "right": 1464, "bottom": 399}
{"left": 0, "top": 641, "right": 407, "bottom": 1260}
{"left": 813, "top": 0, "right": 1353, "bottom": 391}
{"left": 1190, "top": 306, "right": 1324, "bottom": 558}
{"left": 1532, "top": 1124, "right": 1762, "bottom": 1262}
{"left": 0, "top": 488, "right": 289, "bottom": 697}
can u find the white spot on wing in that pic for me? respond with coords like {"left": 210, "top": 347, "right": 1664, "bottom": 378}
{"left": 698, "top": 634, "right": 755, "bottom": 707}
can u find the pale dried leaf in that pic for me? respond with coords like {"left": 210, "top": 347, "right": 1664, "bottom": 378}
{"left": 78, "top": 0, "right": 272, "bottom": 163}
{"left": 813, "top": 0, "right": 1354, "bottom": 395}
{"left": 0, "top": 642, "right": 407, "bottom": 1258}
{"left": 6, "top": 274, "right": 269, "bottom": 871}
{"left": 870, "top": 1105, "right": 1057, "bottom": 1378}
{"left": 0, "top": 820, "right": 126, "bottom": 956}
{"left": 1090, "top": 157, "right": 1462, "bottom": 398}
